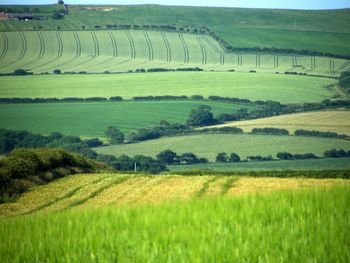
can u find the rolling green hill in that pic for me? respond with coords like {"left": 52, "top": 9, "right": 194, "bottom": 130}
{"left": 0, "top": 72, "right": 339, "bottom": 103}
{"left": 0, "top": 100, "right": 255, "bottom": 136}
{"left": 205, "top": 110, "right": 350, "bottom": 135}
{"left": 94, "top": 134, "right": 350, "bottom": 161}
{"left": 1, "top": 5, "right": 350, "bottom": 56}
{"left": 0, "top": 29, "right": 348, "bottom": 74}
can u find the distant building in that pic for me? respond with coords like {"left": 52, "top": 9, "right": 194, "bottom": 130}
{"left": 1, "top": 13, "right": 48, "bottom": 21}
{"left": 0, "top": 12, "right": 9, "bottom": 21}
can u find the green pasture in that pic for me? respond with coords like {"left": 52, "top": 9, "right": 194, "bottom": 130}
{"left": 0, "top": 72, "right": 338, "bottom": 103}
{"left": 95, "top": 134, "right": 350, "bottom": 161}
{"left": 0, "top": 186, "right": 349, "bottom": 262}
{"left": 168, "top": 157, "right": 350, "bottom": 172}
{"left": 0, "top": 100, "right": 253, "bottom": 136}
{"left": 0, "top": 5, "right": 349, "bottom": 56}
{"left": 0, "top": 29, "right": 348, "bottom": 75}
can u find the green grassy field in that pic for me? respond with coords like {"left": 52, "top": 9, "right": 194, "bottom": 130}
{"left": 0, "top": 72, "right": 339, "bottom": 103}
{"left": 1, "top": 5, "right": 349, "bottom": 56}
{"left": 206, "top": 110, "right": 350, "bottom": 135}
{"left": 169, "top": 157, "right": 350, "bottom": 172}
{"left": 0, "top": 183, "right": 349, "bottom": 262}
{"left": 94, "top": 134, "right": 350, "bottom": 161}
{"left": 0, "top": 100, "right": 255, "bottom": 136}
{"left": 0, "top": 29, "right": 348, "bottom": 75}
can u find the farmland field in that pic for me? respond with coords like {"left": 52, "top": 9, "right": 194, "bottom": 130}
{"left": 95, "top": 134, "right": 350, "bottom": 161}
{"left": 1, "top": 5, "right": 350, "bottom": 56}
{"left": 0, "top": 30, "right": 349, "bottom": 75}
{"left": 206, "top": 110, "right": 350, "bottom": 135}
{"left": 0, "top": 100, "right": 255, "bottom": 136}
{"left": 168, "top": 157, "right": 350, "bottom": 172}
{"left": 1, "top": 174, "right": 348, "bottom": 217}
{"left": 0, "top": 72, "right": 339, "bottom": 103}
{"left": 0, "top": 180, "right": 349, "bottom": 262}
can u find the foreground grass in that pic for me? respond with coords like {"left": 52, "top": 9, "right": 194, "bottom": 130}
{"left": 169, "top": 157, "right": 350, "bottom": 172}
{"left": 95, "top": 134, "right": 350, "bottom": 161}
{"left": 0, "top": 72, "right": 337, "bottom": 103}
{"left": 0, "top": 186, "right": 349, "bottom": 262}
{"left": 0, "top": 100, "right": 252, "bottom": 136}
{"left": 206, "top": 110, "right": 350, "bottom": 135}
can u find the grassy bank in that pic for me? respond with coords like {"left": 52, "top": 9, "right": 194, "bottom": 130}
{"left": 0, "top": 185, "right": 349, "bottom": 262}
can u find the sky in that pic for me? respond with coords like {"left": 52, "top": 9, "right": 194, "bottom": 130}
{"left": 0, "top": 0, "right": 349, "bottom": 10}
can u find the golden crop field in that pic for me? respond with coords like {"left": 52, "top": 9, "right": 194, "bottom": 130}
{"left": 1, "top": 174, "right": 348, "bottom": 218}
{"left": 206, "top": 110, "right": 350, "bottom": 135}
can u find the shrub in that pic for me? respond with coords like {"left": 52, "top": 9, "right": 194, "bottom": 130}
{"left": 216, "top": 152, "right": 228, "bottom": 163}
{"left": 156, "top": 150, "right": 179, "bottom": 165}
{"left": 187, "top": 105, "right": 216, "bottom": 127}
{"left": 105, "top": 127, "right": 125, "bottom": 145}
{"left": 53, "top": 69, "right": 61, "bottom": 74}
{"left": 229, "top": 153, "right": 240, "bottom": 162}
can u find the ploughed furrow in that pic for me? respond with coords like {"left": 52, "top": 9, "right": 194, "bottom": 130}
{"left": 0, "top": 32, "right": 8, "bottom": 61}
{"left": 130, "top": 176, "right": 210, "bottom": 205}
{"left": 126, "top": 31, "right": 136, "bottom": 59}
{"left": 203, "top": 36, "right": 224, "bottom": 65}
{"left": 74, "top": 32, "right": 82, "bottom": 58}
{"left": 143, "top": 31, "right": 154, "bottom": 61}
{"left": 19, "top": 32, "right": 44, "bottom": 69}
{"left": 256, "top": 54, "right": 261, "bottom": 67}
{"left": 306, "top": 56, "right": 316, "bottom": 72}
{"left": 335, "top": 60, "right": 350, "bottom": 74}
{"left": 161, "top": 32, "right": 171, "bottom": 62}
{"left": 90, "top": 31, "right": 99, "bottom": 59}
{"left": 330, "top": 58, "right": 337, "bottom": 75}
{"left": 3, "top": 32, "right": 27, "bottom": 68}
{"left": 197, "top": 36, "right": 207, "bottom": 64}
{"left": 238, "top": 53, "right": 243, "bottom": 66}
{"left": 67, "top": 176, "right": 130, "bottom": 209}
{"left": 53, "top": 32, "right": 82, "bottom": 69}
{"left": 17, "top": 32, "right": 27, "bottom": 62}
{"left": 195, "top": 176, "right": 220, "bottom": 198}
{"left": 179, "top": 33, "right": 189, "bottom": 64}
{"left": 274, "top": 55, "right": 279, "bottom": 68}
{"left": 108, "top": 31, "right": 118, "bottom": 58}
{"left": 34, "top": 32, "right": 64, "bottom": 70}
{"left": 80, "top": 176, "right": 150, "bottom": 207}
{"left": 55, "top": 32, "right": 63, "bottom": 60}
{"left": 221, "top": 177, "right": 237, "bottom": 195}
{"left": 21, "top": 175, "right": 112, "bottom": 215}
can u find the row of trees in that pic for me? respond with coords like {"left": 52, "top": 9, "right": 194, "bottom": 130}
{"left": 156, "top": 150, "right": 208, "bottom": 165}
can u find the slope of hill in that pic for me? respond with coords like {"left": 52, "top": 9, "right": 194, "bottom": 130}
{"left": 0, "top": 100, "right": 256, "bottom": 136}
{"left": 204, "top": 110, "right": 350, "bottom": 135}
{"left": 1, "top": 5, "right": 349, "bottom": 56}
{"left": 0, "top": 173, "right": 347, "bottom": 217}
{"left": 0, "top": 29, "right": 348, "bottom": 74}
{"left": 95, "top": 134, "right": 350, "bottom": 161}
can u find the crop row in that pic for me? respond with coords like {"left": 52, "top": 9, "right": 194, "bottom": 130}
{"left": 0, "top": 31, "right": 348, "bottom": 74}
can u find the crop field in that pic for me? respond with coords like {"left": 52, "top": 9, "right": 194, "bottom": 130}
{"left": 0, "top": 174, "right": 348, "bottom": 217}
{"left": 0, "top": 100, "right": 253, "bottom": 136}
{"left": 0, "top": 30, "right": 349, "bottom": 75}
{"left": 0, "top": 180, "right": 349, "bottom": 261}
{"left": 1, "top": 5, "right": 350, "bottom": 56}
{"left": 169, "top": 157, "right": 350, "bottom": 172}
{"left": 95, "top": 134, "right": 350, "bottom": 161}
{"left": 0, "top": 72, "right": 339, "bottom": 103}
{"left": 207, "top": 110, "right": 350, "bottom": 135}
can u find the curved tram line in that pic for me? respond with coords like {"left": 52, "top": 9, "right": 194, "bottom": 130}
{"left": 179, "top": 33, "right": 189, "bottom": 64}
{"left": 143, "top": 31, "right": 154, "bottom": 61}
